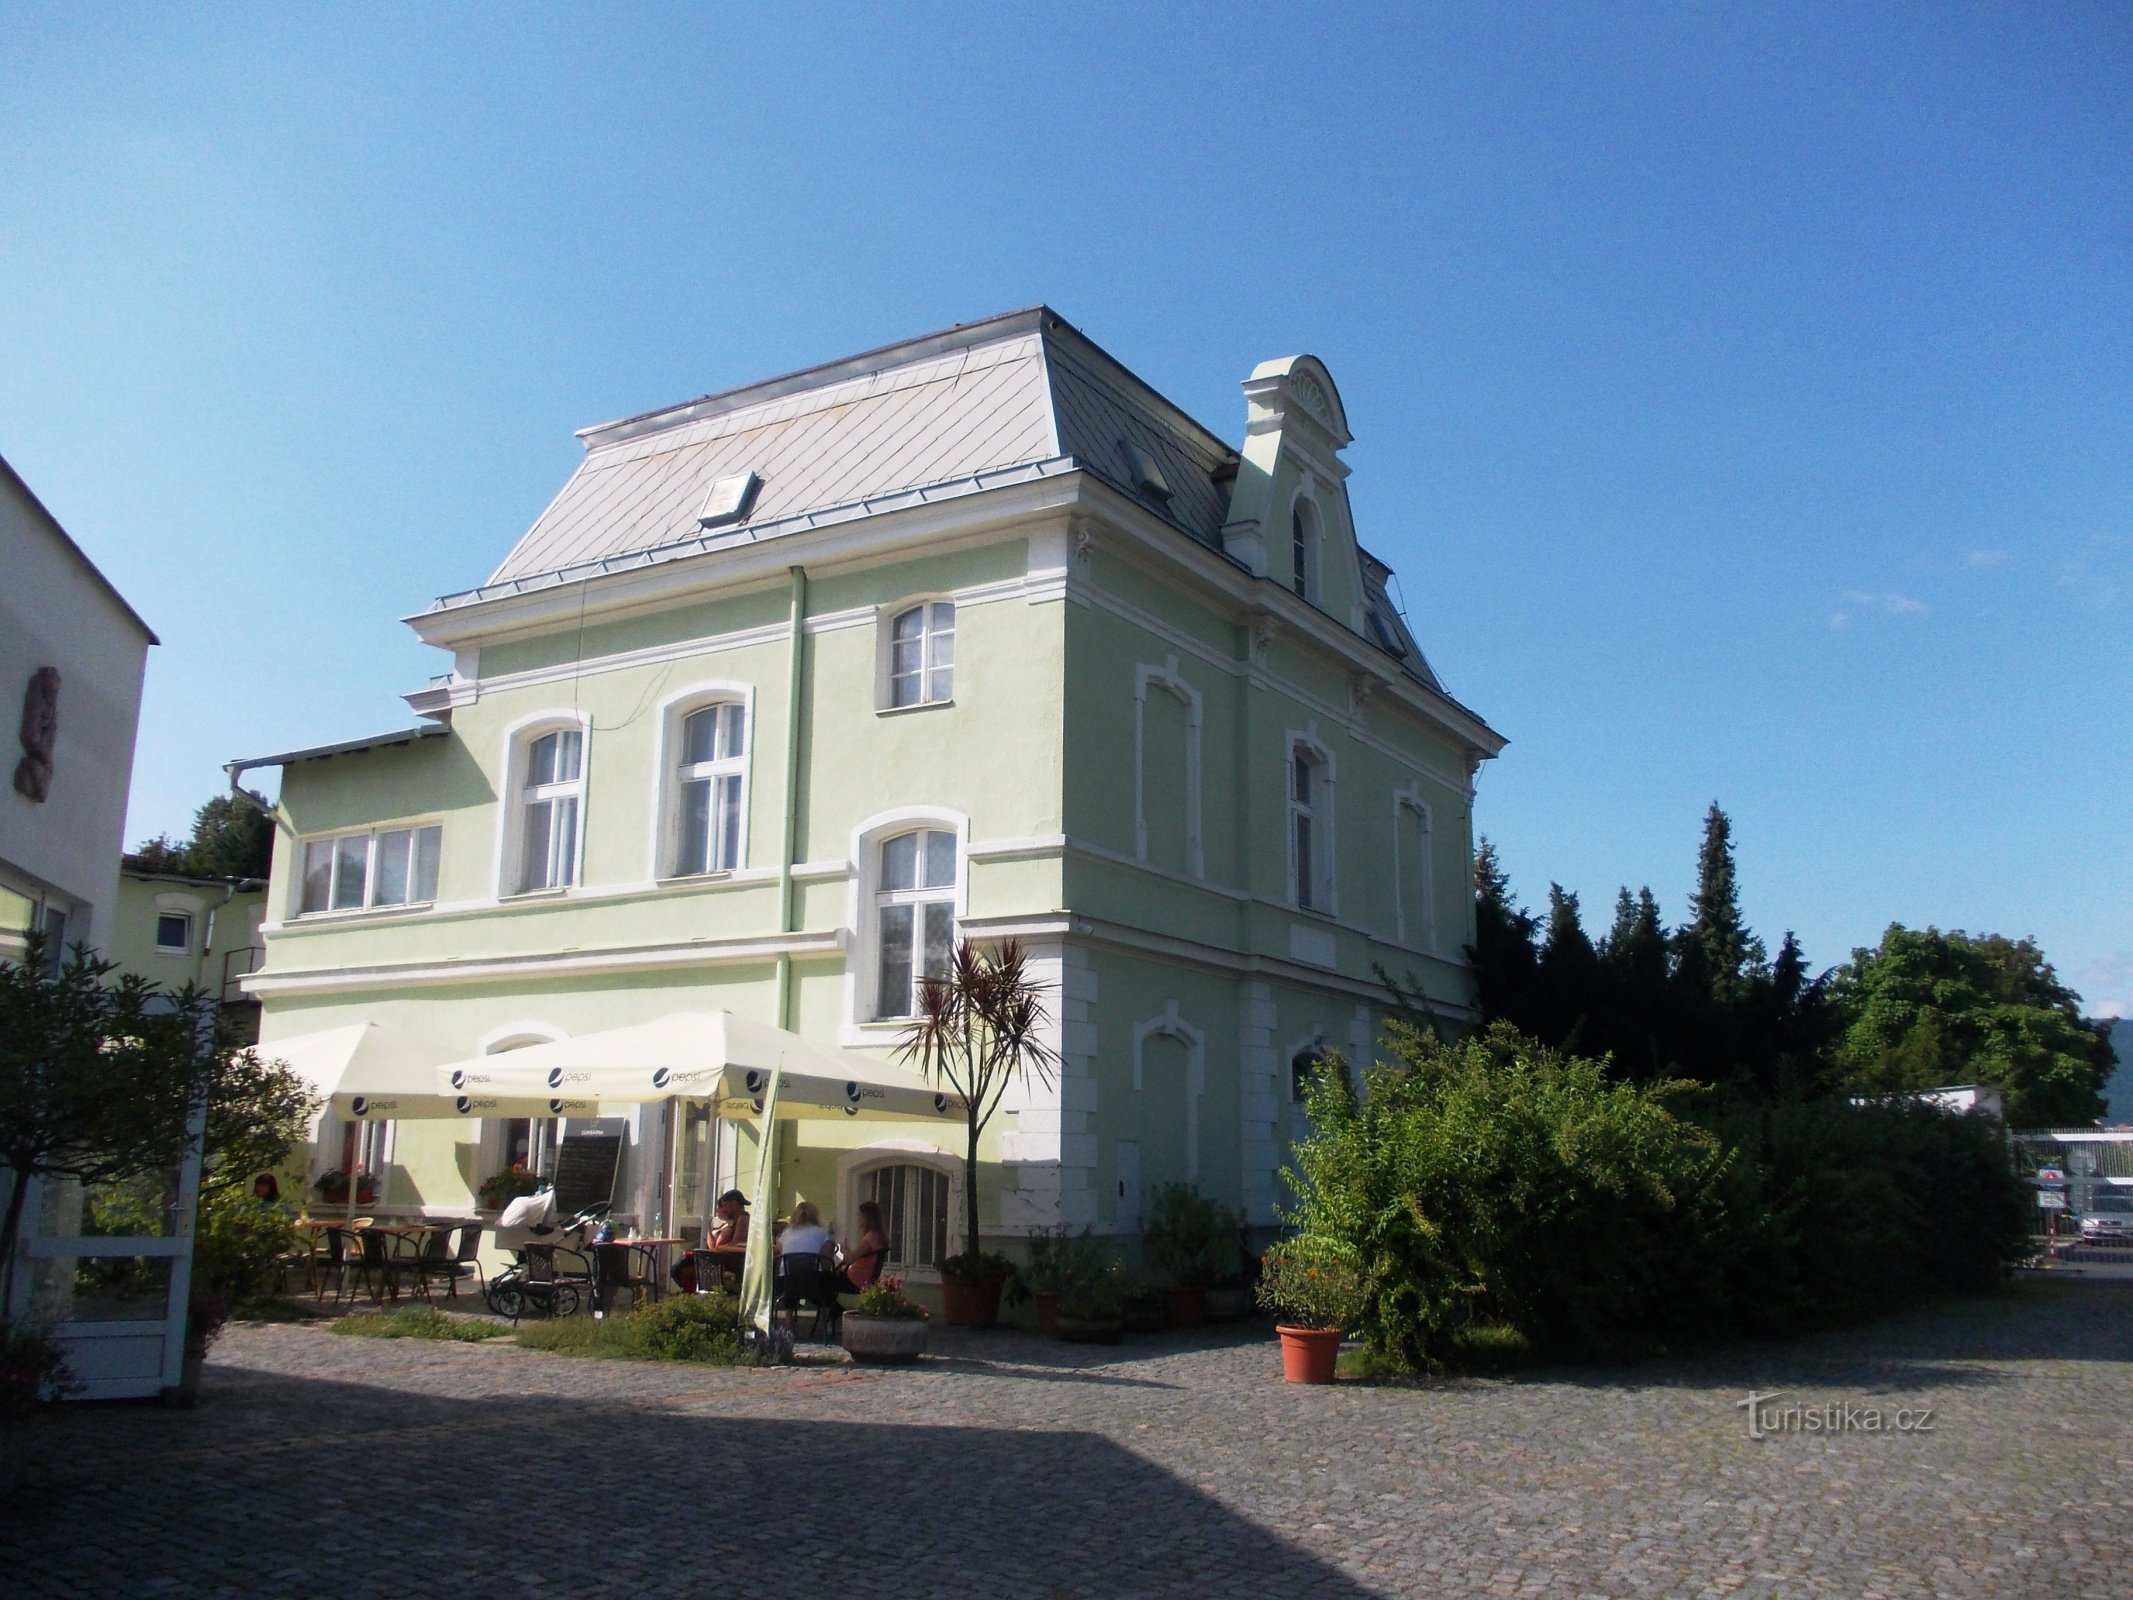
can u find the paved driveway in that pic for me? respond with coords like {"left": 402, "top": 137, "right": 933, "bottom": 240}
{"left": 14, "top": 1278, "right": 2133, "bottom": 1597}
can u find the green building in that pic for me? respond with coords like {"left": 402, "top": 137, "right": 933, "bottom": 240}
{"left": 237, "top": 308, "right": 1503, "bottom": 1276}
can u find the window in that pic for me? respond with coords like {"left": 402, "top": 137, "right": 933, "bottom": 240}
{"left": 518, "top": 728, "right": 584, "bottom": 892}
{"left": 154, "top": 912, "right": 192, "bottom": 953}
{"left": 861, "top": 1162, "right": 951, "bottom": 1269}
{"left": 1290, "top": 501, "right": 1320, "bottom": 602}
{"left": 1289, "top": 748, "right": 1327, "bottom": 910}
{"left": 888, "top": 602, "right": 955, "bottom": 708}
{"left": 1292, "top": 1047, "right": 1332, "bottom": 1103}
{"left": 673, "top": 702, "right": 746, "bottom": 876}
{"left": 40, "top": 906, "right": 67, "bottom": 976}
{"left": 874, "top": 829, "right": 956, "bottom": 1019}
{"left": 298, "top": 825, "right": 443, "bottom": 915}
{"left": 498, "top": 1116, "right": 559, "bottom": 1178}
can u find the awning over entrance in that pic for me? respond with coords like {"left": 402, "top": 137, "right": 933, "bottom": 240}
{"left": 427, "top": 1011, "right": 961, "bottom": 1122}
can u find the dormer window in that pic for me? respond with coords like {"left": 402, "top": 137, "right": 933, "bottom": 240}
{"left": 1120, "top": 440, "right": 1171, "bottom": 504}
{"left": 697, "top": 470, "right": 760, "bottom": 529}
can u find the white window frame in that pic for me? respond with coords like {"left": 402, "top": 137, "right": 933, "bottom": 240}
{"left": 292, "top": 821, "right": 445, "bottom": 918}
{"left": 650, "top": 683, "right": 755, "bottom": 881}
{"left": 842, "top": 807, "right": 969, "bottom": 1038}
{"left": 1392, "top": 785, "right": 1436, "bottom": 954}
{"left": 153, "top": 910, "right": 193, "bottom": 954}
{"left": 877, "top": 599, "right": 956, "bottom": 711}
{"left": 835, "top": 1143, "right": 963, "bottom": 1280}
{"left": 474, "top": 1023, "right": 568, "bottom": 1189}
{"left": 1285, "top": 731, "right": 1336, "bottom": 915}
{"left": 495, "top": 711, "right": 592, "bottom": 898}
{"left": 871, "top": 828, "right": 960, "bottom": 1021}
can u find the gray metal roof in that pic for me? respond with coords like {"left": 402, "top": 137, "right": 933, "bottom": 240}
{"left": 457, "top": 308, "right": 1239, "bottom": 603}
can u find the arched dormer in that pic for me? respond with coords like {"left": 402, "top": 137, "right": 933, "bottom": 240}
{"left": 1220, "top": 355, "right": 1367, "bottom": 629}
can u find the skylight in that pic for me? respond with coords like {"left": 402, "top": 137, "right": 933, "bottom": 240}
{"left": 1117, "top": 440, "right": 1171, "bottom": 504}
{"left": 697, "top": 470, "right": 761, "bottom": 529}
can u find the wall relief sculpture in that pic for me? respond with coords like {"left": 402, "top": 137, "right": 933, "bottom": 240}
{"left": 13, "top": 665, "right": 60, "bottom": 803}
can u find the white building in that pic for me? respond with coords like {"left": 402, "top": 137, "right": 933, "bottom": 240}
{"left": 0, "top": 452, "right": 157, "bottom": 962}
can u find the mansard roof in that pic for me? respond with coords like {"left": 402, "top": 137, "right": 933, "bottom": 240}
{"left": 452, "top": 307, "right": 1237, "bottom": 603}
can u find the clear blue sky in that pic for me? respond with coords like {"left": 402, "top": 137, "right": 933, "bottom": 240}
{"left": 3, "top": 4, "right": 2127, "bottom": 1013}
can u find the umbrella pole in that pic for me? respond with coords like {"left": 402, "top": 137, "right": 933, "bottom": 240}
{"left": 737, "top": 1065, "right": 781, "bottom": 1338}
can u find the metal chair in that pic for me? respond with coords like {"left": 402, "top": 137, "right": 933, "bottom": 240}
{"left": 594, "top": 1242, "right": 655, "bottom": 1314}
{"left": 438, "top": 1221, "right": 486, "bottom": 1300}
{"left": 775, "top": 1252, "right": 841, "bottom": 1340}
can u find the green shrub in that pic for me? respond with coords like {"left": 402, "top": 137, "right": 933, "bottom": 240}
{"left": 626, "top": 1291, "right": 742, "bottom": 1362}
{"left": 331, "top": 1306, "right": 500, "bottom": 1342}
{"left": 1256, "top": 1236, "right": 1364, "bottom": 1329}
{"left": 1284, "top": 1021, "right": 2036, "bottom": 1370}
{"left": 1143, "top": 1183, "right": 1241, "bottom": 1288}
{"left": 1286, "top": 1022, "right": 1736, "bottom": 1368}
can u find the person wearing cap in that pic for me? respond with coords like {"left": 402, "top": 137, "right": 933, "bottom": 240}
{"left": 673, "top": 1189, "right": 751, "bottom": 1292}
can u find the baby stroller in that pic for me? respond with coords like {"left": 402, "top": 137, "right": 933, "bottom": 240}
{"left": 485, "top": 1189, "right": 605, "bottom": 1322}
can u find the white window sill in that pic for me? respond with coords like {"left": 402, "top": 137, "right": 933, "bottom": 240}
{"left": 499, "top": 887, "right": 572, "bottom": 903}
{"left": 290, "top": 901, "right": 440, "bottom": 925}
{"left": 875, "top": 699, "right": 954, "bottom": 718}
{"left": 656, "top": 869, "right": 738, "bottom": 887}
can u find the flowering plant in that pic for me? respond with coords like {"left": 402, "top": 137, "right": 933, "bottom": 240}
{"left": 313, "top": 1168, "right": 376, "bottom": 1204}
{"left": 851, "top": 1275, "right": 927, "bottom": 1320}
{"left": 1255, "top": 1236, "right": 1364, "bottom": 1331}
{"left": 477, "top": 1162, "right": 541, "bottom": 1210}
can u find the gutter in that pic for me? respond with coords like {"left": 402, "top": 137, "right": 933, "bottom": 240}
{"left": 775, "top": 564, "right": 808, "bottom": 1031}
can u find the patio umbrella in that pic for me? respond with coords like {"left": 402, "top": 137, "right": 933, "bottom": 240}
{"left": 427, "top": 1011, "right": 960, "bottom": 1122}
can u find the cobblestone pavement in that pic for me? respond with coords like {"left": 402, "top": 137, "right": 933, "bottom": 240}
{"left": 13, "top": 1279, "right": 2133, "bottom": 1597}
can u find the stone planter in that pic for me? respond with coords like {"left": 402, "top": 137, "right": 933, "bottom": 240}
{"left": 1276, "top": 1325, "right": 1344, "bottom": 1384}
{"left": 1165, "top": 1286, "right": 1207, "bottom": 1329}
{"left": 1032, "top": 1289, "right": 1062, "bottom": 1338}
{"left": 840, "top": 1312, "right": 929, "bottom": 1365}
{"left": 1055, "top": 1313, "right": 1124, "bottom": 1344}
{"left": 1203, "top": 1284, "right": 1252, "bottom": 1321}
{"left": 939, "top": 1271, "right": 1007, "bottom": 1327}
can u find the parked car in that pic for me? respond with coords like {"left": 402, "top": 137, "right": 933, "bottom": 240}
{"left": 2079, "top": 1193, "right": 2133, "bottom": 1245}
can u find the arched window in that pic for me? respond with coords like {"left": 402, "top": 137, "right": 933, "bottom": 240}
{"left": 1290, "top": 500, "right": 1321, "bottom": 603}
{"left": 859, "top": 1161, "right": 952, "bottom": 1269}
{"left": 516, "top": 725, "right": 584, "bottom": 892}
{"left": 673, "top": 701, "right": 746, "bottom": 875}
{"left": 888, "top": 602, "right": 955, "bottom": 708}
{"left": 1289, "top": 745, "right": 1329, "bottom": 910}
{"left": 874, "top": 828, "right": 957, "bottom": 1019}
{"left": 1291, "top": 1045, "right": 1334, "bottom": 1103}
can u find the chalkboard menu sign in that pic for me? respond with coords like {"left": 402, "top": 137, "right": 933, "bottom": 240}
{"left": 553, "top": 1132, "right": 623, "bottom": 1217}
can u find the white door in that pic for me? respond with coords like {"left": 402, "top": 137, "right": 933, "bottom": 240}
{"left": 1114, "top": 1140, "right": 1142, "bottom": 1234}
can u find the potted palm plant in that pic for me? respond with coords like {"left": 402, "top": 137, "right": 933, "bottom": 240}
{"left": 896, "top": 939, "right": 1059, "bottom": 1327}
{"left": 839, "top": 1275, "right": 930, "bottom": 1365}
{"left": 1256, "top": 1235, "right": 1364, "bottom": 1383}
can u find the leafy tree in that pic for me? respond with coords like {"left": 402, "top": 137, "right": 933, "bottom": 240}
{"left": 1829, "top": 925, "right": 2115, "bottom": 1125}
{"left": 130, "top": 790, "right": 273, "bottom": 880}
{"left": 0, "top": 934, "right": 317, "bottom": 1295}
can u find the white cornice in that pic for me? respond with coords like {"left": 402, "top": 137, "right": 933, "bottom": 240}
{"left": 244, "top": 928, "right": 844, "bottom": 997}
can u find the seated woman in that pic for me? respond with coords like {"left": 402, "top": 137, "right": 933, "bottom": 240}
{"left": 831, "top": 1200, "right": 889, "bottom": 1294}
{"left": 673, "top": 1189, "right": 751, "bottom": 1293}
{"left": 778, "top": 1199, "right": 833, "bottom": 1259}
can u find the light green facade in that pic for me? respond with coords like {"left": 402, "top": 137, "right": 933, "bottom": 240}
{"left": 244, "top": 315, "right": 1502, "bottom": 1277}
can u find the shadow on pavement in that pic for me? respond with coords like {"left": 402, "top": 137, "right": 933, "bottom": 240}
{"left": 9, "top": 1364, "right": 1374, "bottom": 1600}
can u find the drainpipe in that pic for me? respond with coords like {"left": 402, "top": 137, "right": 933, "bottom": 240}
{"left": 774, "top": 564, "right": 808, "bottom": 1033}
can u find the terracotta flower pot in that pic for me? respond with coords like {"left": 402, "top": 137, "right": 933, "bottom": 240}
{"left": 1032, "top": 1289, "right": 1062, "bottom": 1338}
{"left": 939, "top": 1272, "right": 1006, "bottom": 1327}
{"left": 1276, "top": 1325, "right": 1344, "bottom": 1384}
{"left": 1165, "top": 1286, "right": 1206, "bottom": 1329}
{"left": 840, "top": 1313, "right": 929, "bottom": 1365}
